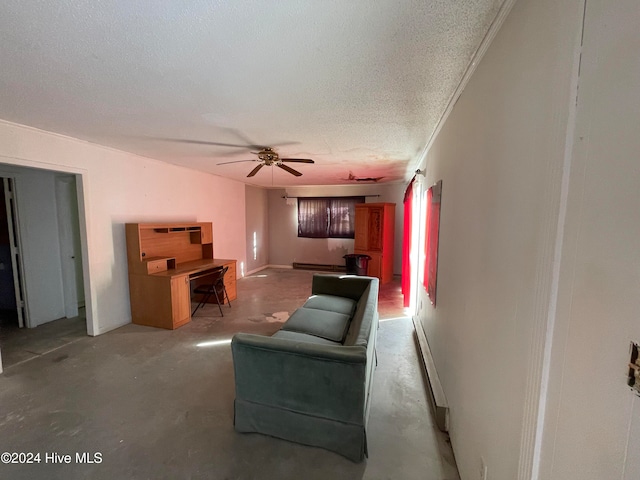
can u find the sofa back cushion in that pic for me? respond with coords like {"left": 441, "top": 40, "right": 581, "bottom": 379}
{"left": 281, "top": 307, "right": 352, "bottom": 343}
{"left": 303, "top": 294, "right": 357, "bottom": 317}
{"left": 311, "top": 274, "right": 373, "bottom": 301}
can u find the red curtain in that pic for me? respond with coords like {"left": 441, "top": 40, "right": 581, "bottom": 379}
{"left": 401, "top": 179, "right": 414, "bottom": 307}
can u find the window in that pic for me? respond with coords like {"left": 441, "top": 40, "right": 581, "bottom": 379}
{"left": 297, "top": 197, "right": 365, "bottom": 238}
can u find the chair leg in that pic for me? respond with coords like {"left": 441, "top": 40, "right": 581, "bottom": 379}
{"left": 192, "top": 291, "right": 212, "bottom": 317}
{"left": 222, "top": 285, "right": 231, "bottom": 308}
{"left": 212, "top": 285, "right": 224, "bottom": 317}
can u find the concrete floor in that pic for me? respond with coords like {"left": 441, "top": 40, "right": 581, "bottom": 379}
{"left": 0, "top": 269, "right": 459, "bottom": 480}
{"left": 0, "top": 309, "right": 87, "bottom": 369}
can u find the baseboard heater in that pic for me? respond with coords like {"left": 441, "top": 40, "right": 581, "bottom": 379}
{"left": 292, "top": 262, "right": 346, "bottom": 272}
{"left": 412, "top": 316, "right": 450, "bottom": 432}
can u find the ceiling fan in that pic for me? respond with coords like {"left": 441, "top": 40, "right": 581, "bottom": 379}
{"left": 217, "top": 147, "right": 314, "bottom": 177}
{"left": 152, "top": 134, "right": 314, "bottom": 177}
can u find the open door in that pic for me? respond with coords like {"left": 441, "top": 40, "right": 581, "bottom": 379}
{"left": 2, "top": 178, "right": 27, "bottom": 328}
{"left": 55, "top": 175, "right": 84, "bottom": 318}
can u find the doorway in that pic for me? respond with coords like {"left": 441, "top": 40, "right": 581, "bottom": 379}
{"left": 0, "top": 178, "right": 21, "bottom": 344}
{"left": 0, "top": 168, "right": 87, "bottom": 370}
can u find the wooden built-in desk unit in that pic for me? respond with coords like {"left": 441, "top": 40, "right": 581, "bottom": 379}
{"left": 125, "top": 222, "right": 237, "bottom": 329}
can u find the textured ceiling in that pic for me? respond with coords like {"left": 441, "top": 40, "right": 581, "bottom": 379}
{"left": 0, "top": 1, "right": 504, "bottom": 187}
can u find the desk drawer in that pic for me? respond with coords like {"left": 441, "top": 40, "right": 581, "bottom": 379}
{"left": 146, "top": 259, "right": 169, "bottom": 273}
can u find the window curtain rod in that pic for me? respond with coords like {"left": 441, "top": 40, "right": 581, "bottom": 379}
{"left": 281, "top": 194, "right": 380, "bottom": 199}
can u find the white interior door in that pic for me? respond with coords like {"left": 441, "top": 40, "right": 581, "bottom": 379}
{"left": 55, "top": 175, "right": 82, "bottom": 319}
{"left": 3, "top": 177, "right": 26, "bottom": 328}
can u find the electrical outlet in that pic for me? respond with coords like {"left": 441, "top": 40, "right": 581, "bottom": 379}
{"left": 480, "top": 457, "right": 488, "bottom": 480}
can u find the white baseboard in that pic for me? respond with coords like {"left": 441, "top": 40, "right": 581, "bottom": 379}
{"left": 92, "top": 317, "right": 131, "bottom": 336}
{"left": 412, "top": 315, "right": 449, "bottom": 432}
{"left": 244, "top": 264, "right": 294, "bottom": 277}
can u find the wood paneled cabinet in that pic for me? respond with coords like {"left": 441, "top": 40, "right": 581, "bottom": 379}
{"left": 170, "top": 275, "right": 192, "bottom": 327}
{"left": 354, "top": 203, "right": 395, "bottom": 284}
{"left": 222, "top": 261, "right": 236, "bottom": 302}
{"left": 125, "top": 222, "right": 236, "bottom": 329}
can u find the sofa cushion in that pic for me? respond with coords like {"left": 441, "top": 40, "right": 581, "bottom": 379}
{"left": 281, "top": 307, "right": 351, "bottom": 343}
{"left": 303, "top": 294, "right": 357, "bottom": 317}
{"left": 272, "top": 330, "right": 342, "bottom": 346}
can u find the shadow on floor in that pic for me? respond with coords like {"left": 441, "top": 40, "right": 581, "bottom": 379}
{"left": 0, "top": 308, "right": 87, "bottom": 369}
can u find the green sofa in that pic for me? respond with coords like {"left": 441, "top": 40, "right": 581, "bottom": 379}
{"left": 231, "top": 273, "right": 380, "bottom": 462}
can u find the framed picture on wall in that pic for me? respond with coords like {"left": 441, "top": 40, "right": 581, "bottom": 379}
{"left": 423, "top": 180, "right": 442, "bottom": 306}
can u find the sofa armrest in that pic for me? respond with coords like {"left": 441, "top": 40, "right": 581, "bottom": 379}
{"left": 232, "top": 333, "right": 368, "bottom": 423}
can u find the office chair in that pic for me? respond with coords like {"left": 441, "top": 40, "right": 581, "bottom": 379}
{"left": 191, "top": 265, "right": 232, "bottom": 317}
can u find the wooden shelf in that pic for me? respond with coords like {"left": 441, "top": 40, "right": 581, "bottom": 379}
{"left": 153, "top": 226, "right": 202, "bottom": 233}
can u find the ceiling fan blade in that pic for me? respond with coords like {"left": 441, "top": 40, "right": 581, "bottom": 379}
{"left": 148, "top": 134, "right": 300, "bottom": 151}
{"left": 268, "top": 141, "right": 300, "bottom": 148}
{"left": 277, "top": 164, "right": 303, "bottom": 177}
{"left": 148, "top": 137, "right": 266, "bottom": 149}
{"left": 281, "top": 158, "right": 315, "bottom": 164}
{"left": 217, "top": 159, "right": 257, "bottom": 165}
{"left": 247, "top": 164, "right": 265, "bottom": 177}
{"left": 220, "top": 128, "right": 298, "bottom": 149}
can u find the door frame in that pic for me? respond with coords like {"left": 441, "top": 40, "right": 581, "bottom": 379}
{"left": 0, "top": 160, "right": 95, "bottom": 372}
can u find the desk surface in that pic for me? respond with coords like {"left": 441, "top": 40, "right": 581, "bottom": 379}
{"left": 150, "top": 258, "right": 236, "bottom": 278}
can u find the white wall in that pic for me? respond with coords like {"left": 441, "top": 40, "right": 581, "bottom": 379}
{"left": 267, "top": 184, "right": 404, "bottom": 272}
{"left": 540, "top": 1, "right": 640, "bottom": 478}
{"left": 245, "top": 185, "right": 269, "bottom": 274}
{"left": 0, "top": 119, "right": 247, "bottom": 335}
{"left": 417, "top": 0, "right": 640, "bottom": 478}
{"left": 415, "top": 0, "right": 585, "bottom": 478}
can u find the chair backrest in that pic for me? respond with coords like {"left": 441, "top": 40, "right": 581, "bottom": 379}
{"left": 213, "top": 265, "right": 229, "bottom": 285}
